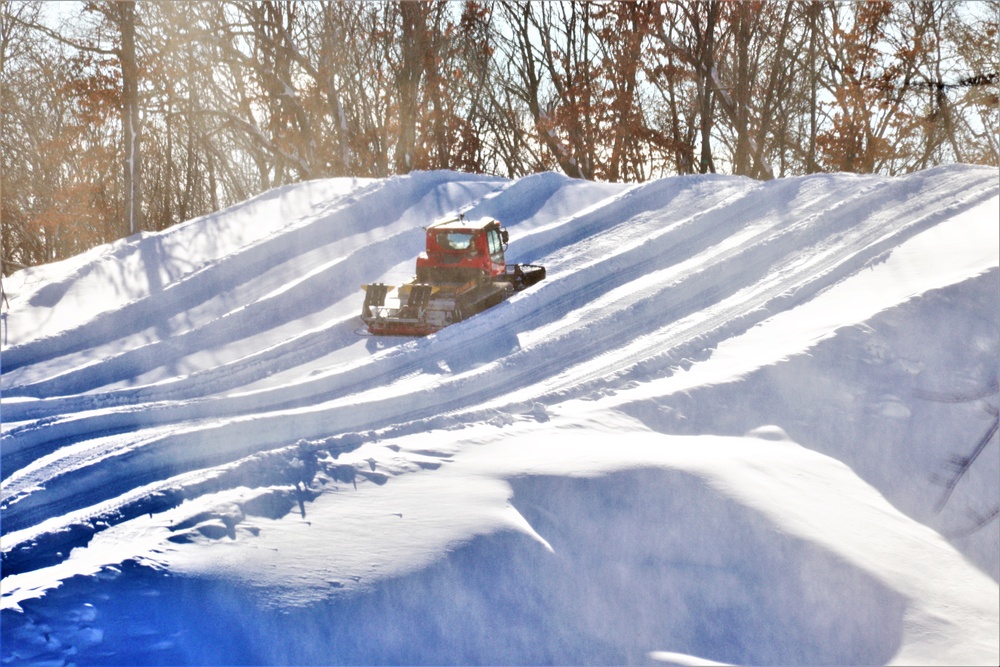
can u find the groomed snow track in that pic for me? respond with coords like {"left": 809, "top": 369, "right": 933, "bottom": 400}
{"left": 2, "top": 166, "right": 998, "bottom": 666}
{"left": 3, "top": 166, "right": 998, "bottom": 563}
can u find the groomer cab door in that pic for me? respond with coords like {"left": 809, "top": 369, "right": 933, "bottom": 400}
{"left": 485, "top": 224, "right": 506, "bottom": 278}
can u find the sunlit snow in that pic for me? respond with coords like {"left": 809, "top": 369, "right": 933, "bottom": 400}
{"left": 2, "top": 166, "right": 998, "bottom": 665}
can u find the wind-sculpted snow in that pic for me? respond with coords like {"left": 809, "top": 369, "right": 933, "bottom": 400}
{"left": 2, "top": 166, "right": 998, "bottom": 665}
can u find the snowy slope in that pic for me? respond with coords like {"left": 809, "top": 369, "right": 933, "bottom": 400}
{"left": 2, "top": 165, "right": 998, "bottom": 666}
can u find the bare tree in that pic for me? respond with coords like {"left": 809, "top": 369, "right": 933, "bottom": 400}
{"left": 1, "top": 0, "right": 44, "bottom": 272}
{"left": 114, "top": 0, "right": 143, "bottom": 235}
{"left": 3, "top": 0, "right": 997, "bottom": 274}
{"left": 395, "top": 1, "right": 430, "bottom": 173}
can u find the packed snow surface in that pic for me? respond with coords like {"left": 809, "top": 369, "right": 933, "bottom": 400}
{"left": 2, "top": 166, "right": 998, "bottom": 665}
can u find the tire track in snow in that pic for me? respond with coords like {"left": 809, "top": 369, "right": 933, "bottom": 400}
{"left": 1, "top": 173, "right": 503, "bottom": 380}
{"left": 1, "top": 175, "right": 610, "bottom": 405}
{"left": 2, "top": 180, "right": 381, "bottom": 373}
{"left": 350, "top": 166, "right": 998, "bottom": 425}
{"left": 2, "top": 167, "right": 996, "bottom": 561}
{"left": 5, "top": 168, "right": 991, "bottom": 470}
{"left": 1, "top": 178, "right": 779, "bottom": 523}
{"left": 0, "top": 177, "right": 765, "bottom": 460}
{"left": 498, "top": 166, "right": 1000, "bottom": 402}
{"left": 6, "top": 222, "right": 421, "bottom": 401}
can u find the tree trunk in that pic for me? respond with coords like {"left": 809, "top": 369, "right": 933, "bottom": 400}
{"left": 733, "top": 3, "right": 751, "bottom": 176}
{"left": 697, "top": 1, "right": 718, "bottom": 174}
{"left": 396, "top": 1, "right": 429, "bottom": 174}
{"left": 118, "top": 0, "right": 143, "bottom": 236}
{"left": 807, "top": 0, "right": 820, "bottom": 173}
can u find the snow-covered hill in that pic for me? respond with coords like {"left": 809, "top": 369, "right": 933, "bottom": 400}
{"left": 2, "top": 165, "right": 998, "bottom": 666}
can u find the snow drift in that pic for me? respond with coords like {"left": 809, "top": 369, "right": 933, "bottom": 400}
{"left": 2, "top": 165, "right": 998, "bottom": 665}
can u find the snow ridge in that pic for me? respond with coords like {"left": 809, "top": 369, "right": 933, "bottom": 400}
{"left": 2, "top": 165, "right": 998, "bottom": 666}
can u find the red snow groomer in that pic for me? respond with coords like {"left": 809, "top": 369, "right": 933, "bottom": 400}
{"left": 361, "top": 215, "right": 545, "bottom": 336}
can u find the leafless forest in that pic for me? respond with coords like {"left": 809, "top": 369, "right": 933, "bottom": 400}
{"left": 1, "top": 1, "right": 997, "bottom": 273}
